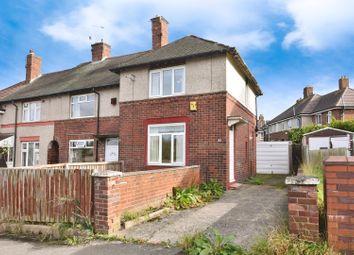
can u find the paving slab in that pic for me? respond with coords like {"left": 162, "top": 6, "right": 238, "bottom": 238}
{"left": 121, "top": 184, "right": 287, "bottom": 247}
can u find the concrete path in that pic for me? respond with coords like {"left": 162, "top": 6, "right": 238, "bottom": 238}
{"left": 121, "top": 184, "right": 287, "bottom": 248}
{"left": 0, "top": 238, "right": 183, "bottom": 255}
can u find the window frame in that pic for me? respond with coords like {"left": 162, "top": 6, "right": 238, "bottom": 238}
{"left": 21, "top": 141, "right": 40, "bottom": 167}
{"left": 147, "top": 122, "right": 186, "bottom": 166}
{"left": 22, "top": 101, "right": 41, "bottom": 122}
{"left": 70, "top": 93, "right": 96, "bottom": 119}
{"left": 68, "top": 139, "right": 94, "bottom": 163}
{"left": 315, "top": 114, "right": 322, "bottom": 125}
{"left": 327, "top": 111, "right": 332, "bottom": 124}
{"left": 149, "top": 66, "right": 186, "bottom": 98}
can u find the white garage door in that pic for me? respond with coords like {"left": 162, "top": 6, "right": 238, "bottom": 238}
{"left": 256, "top": 142, "right": 291, "bottom": 174}
{"left": 308, "top": 137, "right": 330, "bottom": 150}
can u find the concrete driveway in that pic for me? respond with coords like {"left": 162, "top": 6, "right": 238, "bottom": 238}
{"left": 121, "top": 184, "right": 287, "bottom": 248}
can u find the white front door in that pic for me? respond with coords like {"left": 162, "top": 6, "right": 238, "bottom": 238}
{"left": 105, "top": 138, "right": 119, "bottom": 162}
{"left": 229, "top": 126, "right": 235, "bottom": 182}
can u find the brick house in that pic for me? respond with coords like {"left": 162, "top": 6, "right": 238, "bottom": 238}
{"left": 266, "top": 76, "right": 354, "bottom": 141}
{"left": 0, "top": 16, "right": 262, "bottom": 187}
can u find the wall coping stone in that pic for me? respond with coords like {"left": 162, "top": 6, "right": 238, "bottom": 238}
{"left": 324, "top": 156, "right": 354, "bottom": 165}
{"left": 122, "top": 165, "right": 199, "bottom": 177}
{"left": 285, "top": 176, "right": 319, "bottom": 185}
{"left": 92, "top": 170, "right": 123, "bottom": 178}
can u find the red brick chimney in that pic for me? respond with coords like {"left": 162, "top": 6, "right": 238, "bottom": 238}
{"left": 151, "top": 16, "right": 168, "bottom": 50}
{"left": 25, "top": 49, "right": 41, "bottom": 83}
{"left": 91, "top": 41, "right": 111, "bottom": 62}
{"left": 339, "top": 76, "right": 349, "bottom": 90}
{"left": 303, "top": 86, "right": 314, "bottom": 98}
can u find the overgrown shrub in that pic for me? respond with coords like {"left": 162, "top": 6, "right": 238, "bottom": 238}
{"left": 288, "top": 125, "right": 325, "bottom": 144}
{"left": 180, "top": 228, "right": 244, "bottom": 255}
{"left": 169, "top": 179, "right": 225, "bottom": 210}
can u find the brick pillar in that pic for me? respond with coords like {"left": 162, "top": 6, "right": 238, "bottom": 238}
{"left": 324, "top": 156, "right": 354, "bottom": 254}
{"left": 286, "top": 176, "right": 320, "bottom": 241}
{"left": 92, "top": 170, "right": 122, "bottom": 234}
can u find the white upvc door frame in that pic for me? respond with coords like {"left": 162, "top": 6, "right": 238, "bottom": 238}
{"left": 229, "top": 126, "right": 235, "bottom": 183}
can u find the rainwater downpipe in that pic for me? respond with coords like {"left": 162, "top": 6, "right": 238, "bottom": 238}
{"left": 93, "top": 89, "right": 100, "bottom": 162}
{"left": 11, "top": 102, "right": 18, "bottom": 167}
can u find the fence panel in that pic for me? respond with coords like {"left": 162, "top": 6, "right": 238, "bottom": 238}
{"left": 302, "top": 146, "right": 347, "bottom": 165}
{"left": 0, "top": 168, "right": 93, "bottom": 223}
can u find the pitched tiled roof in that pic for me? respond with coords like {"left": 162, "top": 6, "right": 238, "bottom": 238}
{"left": 0, "top": 51, "right": 147, "bottom": 103}
{"left": 268, "top": 87, "right": 354, "bottom": 124}
{"left": 112, "top": 35, "right": 262, "bottom": 95}
{"left": 0, "top": 35, "right": 262, "bottom": 102}
{"left": 0, "top": 81, "right": 26, "bottom": 100}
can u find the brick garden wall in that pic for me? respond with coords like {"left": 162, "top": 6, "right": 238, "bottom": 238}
{"left": 93, "top": 165, "right": 200, "bottom": 234}
{"left": 54, "top": 116, "right": 120, "bottom": 163}
{"left": 324, "top": 156, "right": 354, "bottom": 254}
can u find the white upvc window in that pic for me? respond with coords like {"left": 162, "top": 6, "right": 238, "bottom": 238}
{"left": 315, "top": 114, "right": 322, "bottom": 125}
{"left": 149, "top": 66, "right": 185, "bottom": 98}
{"left": 21, "top": 142, "right": 40, "bottom": 167}
{"left": 23, "top": 102, "right": 41, "bottom": 122}
{"left": 148, "top": 123, "right": 186, "bottom": 166}
{"left": 327, "top": 111, "right": 332, "bottom": 123}
{"left": 69, "top": 140, "right": 94, "bottom": 163}
{"left": 287, "top": 119, "right": 292, "bottom": 129}
{"left": 70, "top": 93, "right": 95, "bottom": 118}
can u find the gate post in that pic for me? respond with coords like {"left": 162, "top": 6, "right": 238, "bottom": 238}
{"left": 92, "top": 170, "right": 122, "bottom": 234}
{"left": 285, "top": 176, "right": 320, "bottom": 241}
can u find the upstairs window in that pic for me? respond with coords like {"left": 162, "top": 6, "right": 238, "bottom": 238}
{"left": 315, "top": 114, "right": 322, "bottom": 125}
{"left": 71, "top": 93, "right": 95, "bottom": 118}
{"left": 327, "top": 111, "right": 332, "bottom": 123}
{"left": 287, "top": 120, "right": 292, "bottom": 129}
{"left": 150, "top": 66, "right": 185, "bottom": 97}
{"left": 23, "top": 102, "right": 40, "bottom": 122}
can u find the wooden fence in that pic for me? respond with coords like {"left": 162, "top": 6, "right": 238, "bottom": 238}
{"left": 302, "top": 146, "right": 347, "bottom": 165}
{"left": 35, "top": 161, "right": 124, "bottom": 172}
{"left": 0, "top": 168, "right": 93, "bottom": 223}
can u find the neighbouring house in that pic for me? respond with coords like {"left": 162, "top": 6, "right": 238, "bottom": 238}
{"left": 266, "top": 76, "right": 354, "bottom": 141}
{"left": 0, "top": 16, "right": 262, "bottom": 187}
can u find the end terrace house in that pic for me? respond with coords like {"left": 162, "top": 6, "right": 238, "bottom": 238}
{"left": 0, "top": 16, "right": 262, "bottom": 187}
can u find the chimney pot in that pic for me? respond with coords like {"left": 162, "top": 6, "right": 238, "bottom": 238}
{"left": 91, "top": 42, "right": 111, "bottom": 62}
{"left": 151, "top": 16, "right": 169, "bottom": 50}
{"left": 25, "top": 50, "right": 41, "bottom": 83}
{"left": 303, "top": 86, "right": 314, "bottom": 98}
{"left": 339, "top": 75, "right": 349, "bottom": 90}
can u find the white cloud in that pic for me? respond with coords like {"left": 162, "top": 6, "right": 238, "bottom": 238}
{"left": 41, "top": 0, "right": 278, "bottom": 52}
{"left": 282, "top": 0, "right": 354, "bottom": 50}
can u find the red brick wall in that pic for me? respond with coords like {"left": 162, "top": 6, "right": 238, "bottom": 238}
{"left": 54, "top": 116, "right": 119, "bottom": 163}
{"left": 92, "top": 166, "right": 200, "bottom": 234}
{"left": 269, "top": 131, "right": 289, "bottom": 141}
{"left": 226, "top": 94, "right": 256, "bottom": 182}
{"left": 119, "top": 92, "right": 228, "bottom": 185}
{"left": 287, "top": 184, "right": 319, "bottom": 241}
{"left": 324, "top": 156, "right": 354, "bottom": 254}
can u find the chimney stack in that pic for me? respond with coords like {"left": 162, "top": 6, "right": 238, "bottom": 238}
{"left": 339, "top": 75, "right": 349, "bottom": 90}
{"left": 25, "top": 49, "right": 41, "bottom": 83}
{"left": 91, "top": 41, "right": 111, "bottom": 62}
{"left": 151, "top": 16, "right": 168, "bottom": 50}
{"left": 303, "top": 86, "right": 314, "bottom": 98}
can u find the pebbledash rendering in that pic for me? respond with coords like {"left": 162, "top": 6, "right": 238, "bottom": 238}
{"left": 0, "top": 16, "right": 262, "bottom": 188}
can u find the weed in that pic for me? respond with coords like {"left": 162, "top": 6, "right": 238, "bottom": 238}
{"left": 246, "top": 176, "right": 264, "bottom": 185}
{"left": 180, "top": 228, "right": 244, "bottom": 255}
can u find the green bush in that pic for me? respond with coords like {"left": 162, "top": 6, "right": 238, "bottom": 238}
{"left": 170, "top": 179, "right": 225, "bottom": 210}
{"left": 181, "top": 228, "right": 244, "bottom": 255}
{"left": 288, "top": 125, "right": 325, "bottom": 144}
{"left": 200, "top": 179, "right": 225, "bottom": 200}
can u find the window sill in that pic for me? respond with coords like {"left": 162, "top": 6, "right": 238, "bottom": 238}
{"left": 70, "top": 115, "right": 96, "bottom": 120}
{"left": 149, "top": 93, "right": 185, "bottom": 99}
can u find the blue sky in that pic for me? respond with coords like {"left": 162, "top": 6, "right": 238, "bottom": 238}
{"left": 1, "top": 0, "right": 354, "bottom": 120}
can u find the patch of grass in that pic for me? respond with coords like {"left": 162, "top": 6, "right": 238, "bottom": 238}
{"left": 245, "top": 174, "right": 287, "bottom": 189}
{"left": 180, "top": 228, "right": 244, "bottom": 255}
{"left": 247, "top": 228, "right": 339, "bottom": 255}
{"left": 121, "top": 206, "right": 162, "bottom": 223}
{"left": 246, "top": 176, "right": 264, "bottom": 185}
